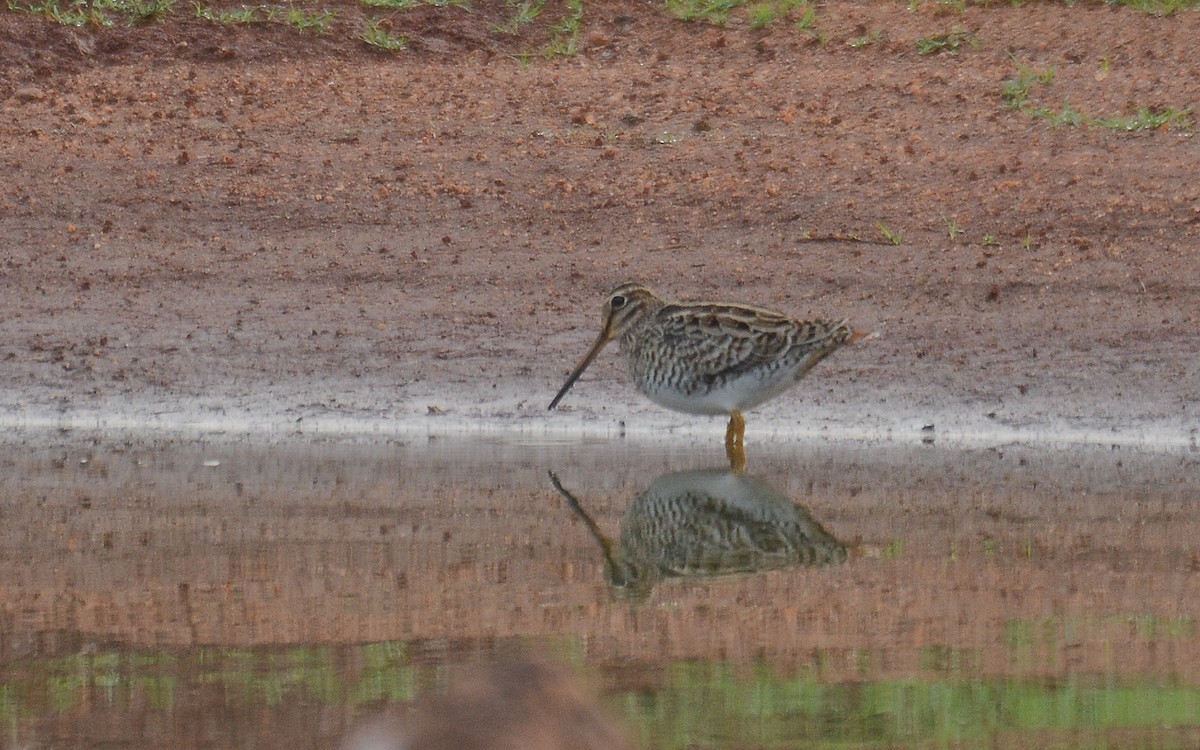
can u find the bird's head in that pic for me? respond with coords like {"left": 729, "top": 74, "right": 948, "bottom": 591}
{"left": 548, "top": 282, "right": 661, "bottom": 410}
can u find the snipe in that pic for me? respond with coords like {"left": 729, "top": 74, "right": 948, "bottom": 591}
{"left": 548, "top": 282, "right": 863, "bottom": 470}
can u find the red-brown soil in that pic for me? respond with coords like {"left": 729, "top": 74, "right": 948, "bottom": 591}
{"left": 1, "top": 1, "right": 1197, "bottom": 441}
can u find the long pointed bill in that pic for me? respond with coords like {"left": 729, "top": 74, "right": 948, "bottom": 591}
{"left": 548, "top": 328, "right": 613, "bottom": 410}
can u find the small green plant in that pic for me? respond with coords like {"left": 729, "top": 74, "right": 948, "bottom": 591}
{"left": 221, "top": 4, "right": 256, "bottom": 21}
{"left": 362, "top": 19, "right": 408, "bottom": 49}
{"left": 278, "top": 6, "right": 335, "bottom": 31}
{"left": 744, "top": 0, "right": 815, "bottom": 31}
{"left": 362, "top": 0, "right": 420, "bottom": 8}
{"left": 1001, "top": 60, "right": 1055, "bottom": 109}
{"left": 981, "top": 234, "right": 999, "bottom": 248}
{"left": 1094, "top": 107, "right": 1193, "bottom": 131}
{"left": 662, "top": 0, "right": 811, "bottom": 25}
{"left": 848, "top": 29, "right": 881, "bottom": 48}
{"left": 114, "top": 0, "right": 175, "bottom": 23}
{"left": 916, "top": 28, "right": 976, "bottom": 55}
{"left": 11, "top": 0, "right": 175, "bottom": 25}
{"left": 664, "top": 0, "right": 741, "bottom": 24}
{"left": 793, "top": 3, "right": 817, "bottom": 33}
{"left": 194, "top": 2, "right": 334, "bottom": 28}
{"left": 940, "top": 213, "right": 961, "bottom": 240}
{"left": 544, "top": 8, "right": 579, "bottom": 54}
{"left": 1028, "top": 100, "right": 1086, "bottom": 128}
{"left": 1002, "top": 59, "right": 1190, "bottom": 133}
{"left": 542, "top": 33, "right": 577, "bottom": 57}
{"left": 877, "top": 222, "right": 904, "bottom": 246}
{"left": 194, "top": 2, "right": 256, "bottom": 21}
{"left": 748, "top": 1, "right": 776, "bottom": 27}
{"left": 1003, "top": 68, "right": 1051, "bottom": 109}
{"left": 361, "top": 0, "right": 474, "bottom": 9}
{"left": 541, "top": 0, "right": 582, "bottom": 57}
{"left": 494, "top": 0, "right": 543, "bottom": 33}
{"left": 9, "top": 0, "right": 100, "bottom": 25}
{"left": 1028, "top": 101, "right": 1192, "bottom": 130}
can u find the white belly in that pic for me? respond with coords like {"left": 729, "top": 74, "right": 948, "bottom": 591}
{"left": 637, "top": 368, "right": 799, "bottom": 416}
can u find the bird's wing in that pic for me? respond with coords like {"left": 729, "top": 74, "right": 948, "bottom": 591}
{"left": 657, "top": 304, "right": 850, "bottom": 380}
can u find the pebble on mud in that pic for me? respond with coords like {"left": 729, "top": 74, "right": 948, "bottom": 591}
{"left": 13, "top": 86, "right": 46, "bottom": 103}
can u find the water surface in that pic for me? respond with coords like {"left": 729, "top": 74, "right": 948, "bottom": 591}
{"left": 2, "top": 434, "right": 1198, "bottom": 748}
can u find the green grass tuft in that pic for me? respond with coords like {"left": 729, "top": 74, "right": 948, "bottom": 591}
{"left": 1093, "top": 107, "right": 1194, "bottom": 131}
{"left": 1004, "top": 59, "right": 1192, "bottom": 132}
{"left": 877, "top": 222, "right": 904, "bottom": 246}
{"left": 362, "top": 19, "right": 408, "bottom": 49}
{"left": 1001, "top": 60, "right": 1055, "bottom": 109}
{"left": 916, "top": 28, "right": 977, "bottom": 55}
{"left": 540, "top": 0, "right": 582, "bottom": 57}
{"left": 192, "top": 2, "right": 335, "bottom": 30}
{"left": 663, "top": 0, "right": 741, "bottom": 23}
{"left": 1027, "top": 99, "right": 1085, "bottom": 128}
{"left": 662, "top": 0, "right": 816, "bottom": 28}
{"left": 940, "top": 213, "right": 961, "bottom": 240}
{"left": 494, "top": 0, "right": 544, "bottom": 34}
{"left": 361, "top": 0, "right": 421, "bottom": 8}
{"left": 848, "top": 29, "right": 882, "bottom": 47}
{"left": 193, "top": 2, "right": 255, "bottom": 22}
{"left": 276, "top": 6, "right": 335, "bottom": 31}
{"left": 10, "top": 0, "right": 176, "bottom": 25}
{"left": 747, "top": 1, "right": 776, "bottom": 27}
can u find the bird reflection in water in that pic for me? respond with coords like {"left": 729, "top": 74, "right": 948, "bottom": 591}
{"left": 550, "top": 467, "right": 847, "bottom": 600}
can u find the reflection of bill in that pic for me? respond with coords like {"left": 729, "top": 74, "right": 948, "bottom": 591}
{"left": 551, "top": 468, "right": 846, "bottom": 600}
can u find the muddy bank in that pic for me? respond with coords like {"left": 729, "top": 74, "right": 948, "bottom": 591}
{"left": 1, "top": 1, "right": 1197, "bottom": 446}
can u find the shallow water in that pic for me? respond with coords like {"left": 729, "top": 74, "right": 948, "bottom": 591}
{"left": 2, "top": 433, "right": 1199, "bottom": 749}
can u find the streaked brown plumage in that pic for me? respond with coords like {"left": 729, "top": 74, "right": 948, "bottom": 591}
{"left": 550, "top": 468, "right": 847, "bottom": 600}
{"left": 549, "top": 282, "right": 861, "bottom": 469}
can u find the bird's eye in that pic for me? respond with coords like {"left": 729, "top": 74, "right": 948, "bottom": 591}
{"left": 610, "top": 295, "right": 627, "bottom": 309}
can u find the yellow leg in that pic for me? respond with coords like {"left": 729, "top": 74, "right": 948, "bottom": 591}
{"left": 725, "top": 410, "right": 746, "bottom": 474}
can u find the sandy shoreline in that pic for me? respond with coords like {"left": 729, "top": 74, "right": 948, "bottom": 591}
{"left": 2, "top": 378, "right": 1195, "bottom": 451}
